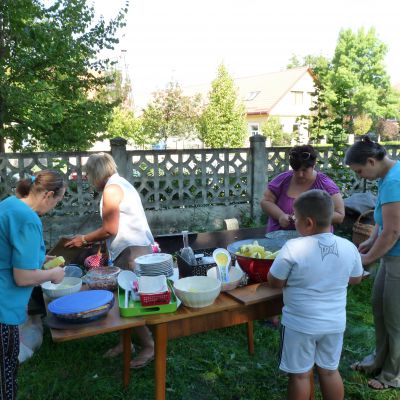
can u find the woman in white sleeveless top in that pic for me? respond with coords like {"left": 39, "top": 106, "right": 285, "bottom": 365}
{"left": 66, "top": 153, "right": 154, "bottom": 368}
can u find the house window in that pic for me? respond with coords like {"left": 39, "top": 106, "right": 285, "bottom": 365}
{"left": 308, "top": 92, "right": 315, "bottom": 106}
{"left": 249, "top": 123, "right": 259, "bottom": 135}
{"left": 292, "top": 124, "right": 299, "bottom": 134}
{"left": 292, "top": 91, "right": 304, "bottom": 105}
{"left": 245, "top": 91, "right": 260, "bottom": 101}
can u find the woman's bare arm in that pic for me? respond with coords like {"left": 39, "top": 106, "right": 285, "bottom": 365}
{"left": 331, "top": 192, "right": 345, "bottom": 224}
{"left": 361, "top": 202, "right": 400, "bottom": 265}
{"left": 65, "top": 184, "right": 123, "bottom": 247}
{"left": 260, "top": 189, "right": 291, "bottom": 228}
{"left": 13, "top": 267, "right": 64, "bottom": 286}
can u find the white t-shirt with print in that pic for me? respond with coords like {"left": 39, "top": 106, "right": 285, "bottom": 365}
{"left": 270, "top": 233, "right": 363, "bottom": 334}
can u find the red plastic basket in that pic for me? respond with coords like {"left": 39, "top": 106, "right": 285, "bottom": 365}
{"left": 139, "top": 289, "right": 171, "bottom": 307}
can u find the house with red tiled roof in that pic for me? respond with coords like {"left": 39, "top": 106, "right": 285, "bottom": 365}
{"left": 185, "top": 66, "right": 316, "bottom": 144}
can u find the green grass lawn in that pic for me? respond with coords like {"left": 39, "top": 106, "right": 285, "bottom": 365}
{"left": 19, "top": 271, "right": 399, "bottom": 400}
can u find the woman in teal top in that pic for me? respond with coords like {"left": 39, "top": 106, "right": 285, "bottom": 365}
{"left": 0, "top": 171, "right": 66, "bottom": 399}
{"left": 345, "top": 135, "right": 400, "bottom": 390}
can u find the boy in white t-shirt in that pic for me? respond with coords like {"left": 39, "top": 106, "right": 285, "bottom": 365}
{"left": 268, "top": 189, "right": 364, "bottom": 400}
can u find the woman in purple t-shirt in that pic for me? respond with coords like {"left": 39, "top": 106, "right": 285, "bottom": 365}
{"left": 261, "top": 145, "right": 345, "bottom": 233}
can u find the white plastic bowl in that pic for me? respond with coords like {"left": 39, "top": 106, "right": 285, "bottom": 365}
{"left": 173, "top": 276, "right": 221, "bottom": 308}
{"left": 41, "top": 277, "right": 82, "bottom": 299}
{"left": 207, "top": 266, "right": 244, "bottom": 291}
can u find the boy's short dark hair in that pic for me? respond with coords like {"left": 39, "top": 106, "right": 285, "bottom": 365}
{"left": 294, "top": 189, "right": 333, "bottom": 228}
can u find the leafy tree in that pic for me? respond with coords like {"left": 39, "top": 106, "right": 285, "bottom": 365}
{"left": 261, "top": 116, "right": 291, "bottom": 146}
{"left": 376, "top": 119, "right": 399, "bottom": 141}
{"left": 292, "top": 29, "right": 400, "bottom": 192}
{"left": 353, "top": 114, "right": 373, "bottom": 136}
{"left": 97, "top": 69, "right": 132, "bottom": 108}
{"left": 308, "top": 28, "right": 400, "bottom": 140}
{"left": 304, "top": 61, "right": 354, "bottom": 193}
{"left": 326, "top": 28, "right": 399, "bottom": 133}
{"left": 199, "top": 64, "right": 247, "bottom": 148}
{"left": 107, "top": 106, "right": 146, "bottom": 146}
{"left": 141, "top": 81, "right": 202, "bottom": 145}
{"left": 305, "top": 28, "right": 396, "bottom": 191}
{"left": 287, "top": 54, "right": 329, "bottom": 71}
{"left": 0, "top": 0, "right": 128, "bottom": 152}
{"left": 286, "top": 54, "right": 301, "bottom": 69}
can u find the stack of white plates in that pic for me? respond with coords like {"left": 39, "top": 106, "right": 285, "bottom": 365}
{"left": 134, "top": 253, "right": 174, "bottom": 277}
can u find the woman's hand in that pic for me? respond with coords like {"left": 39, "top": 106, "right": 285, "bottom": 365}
{"left": 65, "top": 235, "right": 86, "bottom": 248}
{"left": 49, "top": 267, "right": 65, "bottom": 284}
{"left": 358, "top": 238, "right": 374, "bottom": 254}
{"left": 44, "top": 255, "right": 56, "bottom": 263}
{"left": 278, "top": 213, "right": 292, "bottom": 228}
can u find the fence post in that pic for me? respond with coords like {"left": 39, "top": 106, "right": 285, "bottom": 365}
{"left": 249, "top": 134, "right": 266, "bottom": 223}
{"left": 110, "top": 137, "right": 128, "bottom": 178}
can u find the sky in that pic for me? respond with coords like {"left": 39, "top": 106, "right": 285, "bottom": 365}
{"left": 90, "top": 0, "right": 400, "bottom": 109}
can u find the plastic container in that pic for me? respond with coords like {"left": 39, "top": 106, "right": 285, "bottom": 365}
{"left": 173, "top": 276, "right": 221, "bottom": 308}
{"left": 118, "top": 280, "right": 177, "bottom": 317}
{"left": 139, "top": 289, "right": 171, "bottom": 307}
{"left": 41, "top": 277, "right": 82, "bottom": 299}
{"left": 84, "top": 250, "right": 108, "bottom": 270}
{"left": 176, "top": 248, "right": 218, "bottom": 278}
{"left": 83, "top": 266, "right": 121, "bottom": 291}
{"left": 48, "top": 290, "right": 114, "bottom": 323}
{"left": 180, "top": 230, "right": 196, "bottom": 265}
{"left": 64, "top": 264, "right": 83, "bottom": 278}
{"left": 206, "top": 266, "right": 244, "bottom": 291}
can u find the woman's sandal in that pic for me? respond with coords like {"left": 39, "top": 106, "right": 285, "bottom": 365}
{"left": 368, "top": 378, "right": 391, "bottom": 390}
{"left": 350, "top": 361, "right": 371, "bottom": 374}
{"left": 130, "top": 350, "right": 154, "bottom": 369}
{"left": 350, "top": 361, "right": 367, "bottom": 372}
{"left": 103, "top": 343, "right": 134, "bottom": 358}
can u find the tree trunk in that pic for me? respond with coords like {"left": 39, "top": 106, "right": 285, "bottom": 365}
{"left": 0, "top": 95, "right": 5, "bottom": 153}
{"left": 0, "top": 135, "right": 5, "bottom": 153}
{"left": 0, "top": 13, "right": 6, "bottom": 153}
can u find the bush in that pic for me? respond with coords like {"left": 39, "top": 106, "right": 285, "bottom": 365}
{"left": 376, "top": 119, "right": 399, "bottom": 141}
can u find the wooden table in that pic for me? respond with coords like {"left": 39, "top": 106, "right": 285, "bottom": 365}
{"left": 44, "top": 292, "right": 145, "bottom": 387}
{"left": 43, "top": 227, "right": 269, "bottom": 393}
{"left": 44, "top": 224, "right": 319, "bottom": 399}
{"left": 144, "top": 283, "right": 284, "bottom": 400}
{"left": 152, "top": 228, "right": 315, "bottom": 400}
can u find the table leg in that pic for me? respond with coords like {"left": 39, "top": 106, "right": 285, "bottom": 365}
{"left": 246, "top": 321, "right": 254, "bottom": 354}
{"left": 154, "top": 323, "right": 168, "bottom": 400}
{"left": 122, "top": 328, "right": 133, "bottom": 388}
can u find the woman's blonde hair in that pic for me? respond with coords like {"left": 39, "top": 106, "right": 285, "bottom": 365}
{"left": 85, "top": 153, "right": 117, "bottom": 188}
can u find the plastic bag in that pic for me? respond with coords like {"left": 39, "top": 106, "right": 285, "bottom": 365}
{"left": 18, "top": 315, "right": 44, "bottom": 363}
{"left": 84, "top": 245, "right": 108, "bottom": 270}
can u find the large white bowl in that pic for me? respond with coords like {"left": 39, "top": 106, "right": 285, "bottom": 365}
{"left": 41, "top": 277, "right": 82, "bottom": 299}
{"left": 173, "top": 276, "right": 221, "bottom": 308}
{"left": 207, "top": 266, "right": 244, "bottom": 291}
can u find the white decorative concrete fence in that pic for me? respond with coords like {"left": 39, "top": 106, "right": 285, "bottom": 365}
{"left": 1, "top": 136, "right": 399, "bottom": 248}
